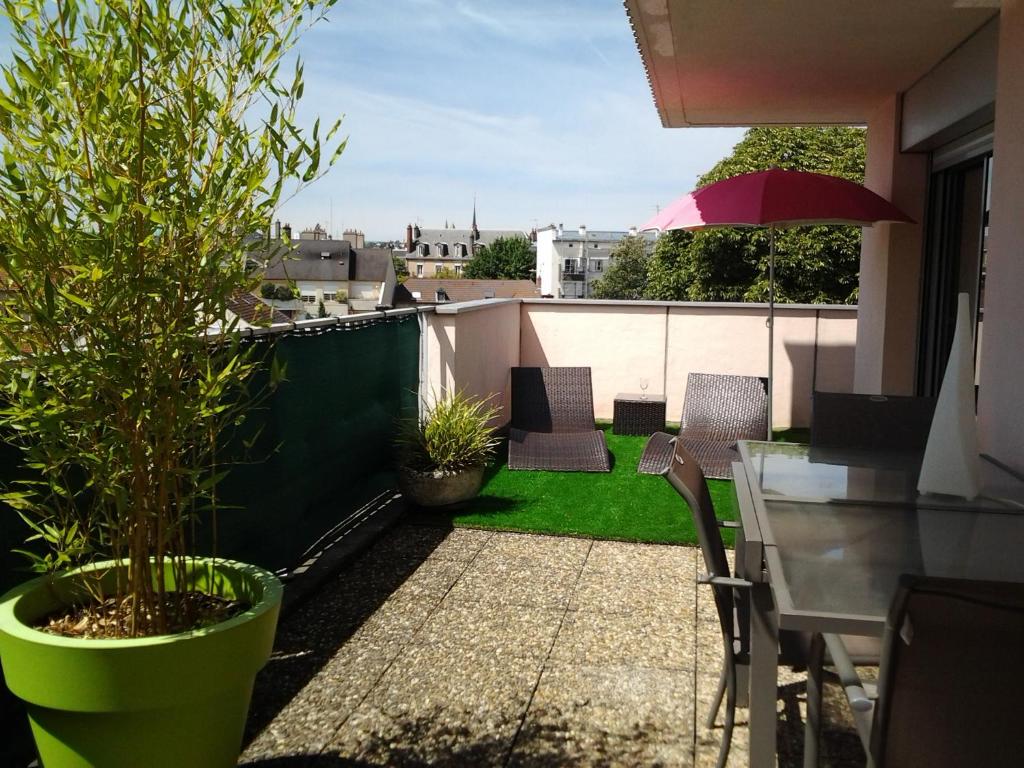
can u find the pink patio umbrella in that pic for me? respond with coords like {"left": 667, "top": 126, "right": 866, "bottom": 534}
{"left": 641, "top": 168, "right": 912, "bottom": 439}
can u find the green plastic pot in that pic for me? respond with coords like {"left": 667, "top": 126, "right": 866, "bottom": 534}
{"left": 0, "top": 558, "right": 282, "bottom": 768}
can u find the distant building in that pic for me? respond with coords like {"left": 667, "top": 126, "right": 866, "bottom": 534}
{"left": 396, "top": 204, "right": 529, "bottom": 278}
{"left": 395, "top": 279, "right": 541, "bottom": 306}
{"left": 535, "top": 224, "right": 651, "bottom": 298}
{"left": 225, "top": 290, "right": 291, "bottom": 328}
{"left": 250, "top": 233, "right": 397, "bottom": 316}
{"left": 342, "top": 229, "right": 365, "bottom": 248}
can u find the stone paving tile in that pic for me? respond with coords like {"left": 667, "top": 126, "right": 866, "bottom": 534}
{"left": 508, "top": 664, "right": 694, "bottom": 768}
{"left": 385, "top": 557, "right": 468, "bottom": 603}
{"left": 364, "top": 522, "right": 458, "bottom": 564}
{"left": 326, "top": 645, "right": 541, "bottom": 766}
{"left": 241, "top": 642, "right": 394, "bottom": 763}
{"left": 569, "top": 564, "right": 693, "bottom": 617}
{"left": 585, "top": 540, "right": 695, "bottom": 578}
{"left": 343, "top": 592, "right": 439, "bottom": 658}
{"left": 424, "top": 526, "right": 495, "bottom": 562}
{"left": 550, "top": 609, "right": 694, "bottom": 671}
{"left": 447, "top": 559, "right": 581, "bottom": 611}
{"left": 413, "top": 600, "right": 564, "bottom": 661}
{"left": 473, "top": 531, "right": 592, "bottom": 571}
{"left": 241, "top": 525, "right": 868, "bottom": 768}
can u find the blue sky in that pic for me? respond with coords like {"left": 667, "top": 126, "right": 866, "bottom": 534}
{"left": 283, "top": 0, "right": 744, "bottom": 240}
{"left": 0, "top": 1, "right": 745, "bottom": 242}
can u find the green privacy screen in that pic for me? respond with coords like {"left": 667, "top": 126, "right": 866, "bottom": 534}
{"left": 0, "top": 313, "right": 420, "bottom": 592}
{"left": 211, "top": 314, "right": 420, "bottom": 573}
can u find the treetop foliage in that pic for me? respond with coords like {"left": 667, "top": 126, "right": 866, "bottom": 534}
{"left": 463, "top": 235, "right": 534, "bottom": 281}
{"left": 647, "top": 127, "right": 867, "bottom": 305}
{"left": 590, "top": 235, "right": 650, "bottom": 300}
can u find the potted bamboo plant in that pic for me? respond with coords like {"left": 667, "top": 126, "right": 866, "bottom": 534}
{"left": 0, "top": 1, "right": 343, "bottom": 766}
{"left": 397, "top": 392, "right": 500, "bottom": 507}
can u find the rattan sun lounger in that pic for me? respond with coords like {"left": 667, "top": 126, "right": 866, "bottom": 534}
{"left": 638, "top": 373, "right": 767, "bottom": 479}
{"left": 507, "top": 367, "right": 611, "bottom": 472}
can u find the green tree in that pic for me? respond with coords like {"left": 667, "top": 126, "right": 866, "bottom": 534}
{"left": 464, "top": 235, "right": 534, "bottom": 280}
{"left": 647, "top": 127, "right": 866, "bottom": 304}
{"left": 392, "top": 253, "right": 409, "bottom": 281}
{"left": 434, "top": 266, "right": 461, "bottom": 280}
{"left": 590, "top": 236, "right": 650, "bottom": 300}
{"left": 0, "top": 0, "right": 340, "bottom": 635}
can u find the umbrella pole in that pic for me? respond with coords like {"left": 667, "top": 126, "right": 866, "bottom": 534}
{"left": 768, "top": 227, "right": 775, "bottom": 441}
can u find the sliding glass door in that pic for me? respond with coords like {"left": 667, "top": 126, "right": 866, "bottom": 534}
{"left": 917, "top": 152, "right": 991, "bottom": 397}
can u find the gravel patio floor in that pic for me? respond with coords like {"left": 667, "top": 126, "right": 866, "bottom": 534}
{"left": 240, "top": 523, "right": 864, "bottom": 767}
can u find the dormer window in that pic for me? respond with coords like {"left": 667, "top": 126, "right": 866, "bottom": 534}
{"left": 435, "top": 288, "right": 449, "bottom": 302}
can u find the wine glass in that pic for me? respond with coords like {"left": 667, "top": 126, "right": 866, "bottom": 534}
{"left": 639, "top": 377, "right": 649, "bottom": 400}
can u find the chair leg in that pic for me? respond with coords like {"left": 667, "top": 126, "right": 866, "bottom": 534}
{"left": 707, "top": 661, "right": 728, "bottom": 729}
{"left": 803, "top": 633, "right": 825, "bottom": 768}
{"left": 717, "top": 650, "right": 737, "bottom": 768}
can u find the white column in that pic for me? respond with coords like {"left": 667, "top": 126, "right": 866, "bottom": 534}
{"left": 977, "top": 1, "right": 1024, "bottom": 469}
{"left": 854, "top": 96, "right": 929, "bottom": 395}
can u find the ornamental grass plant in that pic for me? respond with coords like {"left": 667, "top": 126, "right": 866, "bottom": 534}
{"left": 397, "top": 392, "right": 501, "bottom": 474}
{"left": 0, "top": 0, "right": 343, "bottom": 637}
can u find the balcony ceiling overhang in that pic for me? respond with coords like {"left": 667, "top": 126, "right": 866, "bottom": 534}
{"left": 623, "top": 0, "right": 999, "bottom": 127}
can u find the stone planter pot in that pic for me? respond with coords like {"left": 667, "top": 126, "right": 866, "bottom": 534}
{"left": 399, "top": 465, "right": 486, "bottom": 507}
{"left": 0, "top": 558, "right": 282, "bottom": 768}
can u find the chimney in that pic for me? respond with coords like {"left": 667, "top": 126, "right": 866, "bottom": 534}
{"left": 557, "top": 223, "right": 563, "bottom": 237}
{"left": 529, "top": 228, "right": 537, "bottom": 243}
{"left": 406, "top": 224, "right": 414, "bottom": 253}
{"left": 274, "top": 220, "right": 282, "bottom": 240}
{"left": 578, "top": 224, "right": 587, "bottom": 237}
{"left": 629, "top": 226, "right": 638, "bottom": 237}
{"left": 283, "top": 223, "right": 292, "bottom": 241}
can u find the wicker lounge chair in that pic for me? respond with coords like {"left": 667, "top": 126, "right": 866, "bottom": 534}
{"left": 507, "top": 367, "right": 610, "bottom": 472}
{"left": 638, "top": 373, "right": 767, "bottom": 479}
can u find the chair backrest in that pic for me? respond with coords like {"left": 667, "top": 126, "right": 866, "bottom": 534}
{"left": 811, "top": 392, "right": 936, "bottom": 452}
{"left": 681, "top": 373, "right": 768, "bottom": 442}
{"left": 871, "top": 576, "right": 1024, "bottom": 767}
{"left": 664, "top": 440, "right": 736, "bottom": 642}
{"left": 510, "top": 367, "right": 596, "bottom": 433}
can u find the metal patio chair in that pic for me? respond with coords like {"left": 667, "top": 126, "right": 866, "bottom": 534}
{"left": 507, "top": 367, "right": 610, "bottom": 472}
{"left": 821, "top": 575, "right": 1024, "bottom": 767}
{"left": 663, "top": 441, "right": 878, "bottom": 768}
{"left": 639, "top": 372, "right": 767, "bottom": 479}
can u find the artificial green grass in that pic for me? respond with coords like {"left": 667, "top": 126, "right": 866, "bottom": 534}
{"left": 419, "top": 426, "right": 738, "bottom": 547}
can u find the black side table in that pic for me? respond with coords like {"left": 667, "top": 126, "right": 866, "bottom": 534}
{"left": 613, "top": 393, "right": 667, "bottom": 436}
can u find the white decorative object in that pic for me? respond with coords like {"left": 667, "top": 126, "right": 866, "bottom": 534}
{"left": 918, "top": 292, "right": 980, "bottom": 499}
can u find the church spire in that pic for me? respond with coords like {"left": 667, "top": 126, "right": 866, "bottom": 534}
{"left": 471, "top": 197, "right": 479, "bottom": 242}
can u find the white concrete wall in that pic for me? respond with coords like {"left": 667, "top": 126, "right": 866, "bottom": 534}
{"left": 423, "top": 300, "right": 521, "bottom": 426}
{"left": 522, "top": 301, "right": 856, "bottom": 428}
{"left": 423, "top": 299, "right": 857, "bottom": 430}
{"left": 978, "top": 1, "right": 1024, "bottom": 472}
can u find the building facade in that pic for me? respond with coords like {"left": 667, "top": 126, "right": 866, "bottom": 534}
{"left": 535, "top": 224, "right": 649, "bottom": 298}
{"left": 252, "top": 236, "right": 397, "bottom": 317}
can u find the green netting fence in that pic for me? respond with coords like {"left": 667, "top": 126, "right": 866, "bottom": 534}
{"left": 0, "top": 312, "right": 421, "bottom": 593}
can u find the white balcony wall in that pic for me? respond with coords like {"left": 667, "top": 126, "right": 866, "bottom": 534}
{"left": 423, "top": 299, "right": 521, "bottom": 425}
{"left": 424, "top": 299, "right": 857, "bottom": 430}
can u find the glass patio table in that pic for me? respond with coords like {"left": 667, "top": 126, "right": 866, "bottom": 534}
{"left": 732, "top": 441, "right": 1024, "bottom": 768}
